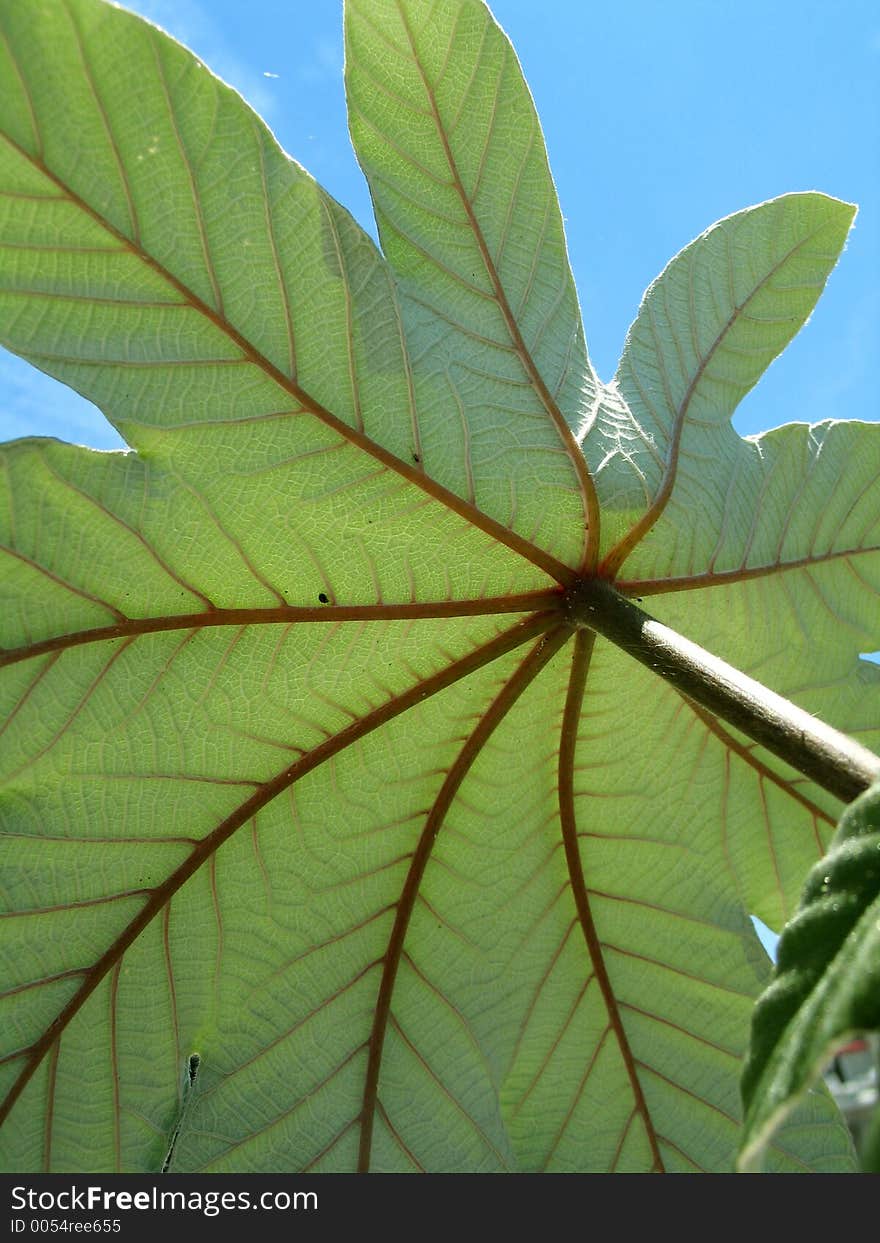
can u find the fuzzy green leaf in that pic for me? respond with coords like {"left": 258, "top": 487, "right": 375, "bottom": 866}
{"left": 592, "top": 195, "right": 857, "bottom": 564}
{"left": 345, "top": 0, "right": 599, "bottom": 568}
{"left": 0, "top": 0, "right": 876, "bottom": 1173}
{"left": 739, "top": 783, "right": 880, "bottom": 1171}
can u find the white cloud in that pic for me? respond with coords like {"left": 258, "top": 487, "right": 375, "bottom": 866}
{"left": 123, "top": 0, "right": 278, "bottom": 120}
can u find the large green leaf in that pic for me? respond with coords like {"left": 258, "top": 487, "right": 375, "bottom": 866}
{"left": 1, "top": 0, "right": 876, "bottom": 1173}
{"left": 739, "top": 782, "right": 880, "bottom": 1172}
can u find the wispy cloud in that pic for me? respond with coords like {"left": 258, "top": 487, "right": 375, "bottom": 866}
{"left": 294, "top": 37, "right": 343, "bottom": 85}
{"left": 126, "top": 0, "right": 278, "bottom": 120}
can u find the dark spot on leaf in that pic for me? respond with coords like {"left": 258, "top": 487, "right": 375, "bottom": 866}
{"left": 318, "top": 592, "right": 329, "bottom": 604}
{"left": 187, "top": 1053, "right": 201, "bottom": 1086}
{"left": 412, "top": 452, "right": 420, "bottom": 463}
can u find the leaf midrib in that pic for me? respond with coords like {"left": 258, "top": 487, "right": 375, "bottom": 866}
{"left": 0, "top": 609, "right": 558, "bottom": 1136}
{"left": 0, "top": 591, "right": 562, "bottom": 669}
{"left": 602, "top": 220, "right": 841, "bottom": 576}
{"left": 385, "top": 0, "right": 601, "bottom": 571}
{"left": 617, "top": 544, "right": 880, "bottom": 596}
{"left": 357, "top": 626, "right": 571, "bottom": 1171}
{"left": 557, "top": 629, "right": 666, "bottom": 1172}
{"left": 0, "top": 123, "right": 575, "bottom": 587}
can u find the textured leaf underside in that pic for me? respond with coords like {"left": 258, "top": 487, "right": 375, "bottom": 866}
{"left": 739, "top": 782, "right": 880, "bottom": 1171}
{"left": 0, "top": 0, "right": 877, "bottom": 1173}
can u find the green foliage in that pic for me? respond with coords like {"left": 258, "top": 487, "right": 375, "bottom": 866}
{"left": 862, "top": 1104, "right": 880, "bottom": 1173}
{"left": 1, "top": 0, "right": 877, "bottom": 1172}
{"left": 739, "top": 783, "right": 880, "bottom": 1172}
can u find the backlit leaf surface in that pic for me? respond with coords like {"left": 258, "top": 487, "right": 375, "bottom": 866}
{"left": 1, "top": 0, "right": 877, "bottom": 1172}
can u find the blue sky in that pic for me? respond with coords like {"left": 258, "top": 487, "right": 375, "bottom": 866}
{"left": 1, "top": 0, "right": 878, "bottom": 448}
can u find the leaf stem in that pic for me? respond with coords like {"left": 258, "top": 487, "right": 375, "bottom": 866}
{"left": 564, "top": 579, "right": 880, "bottom": 804}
